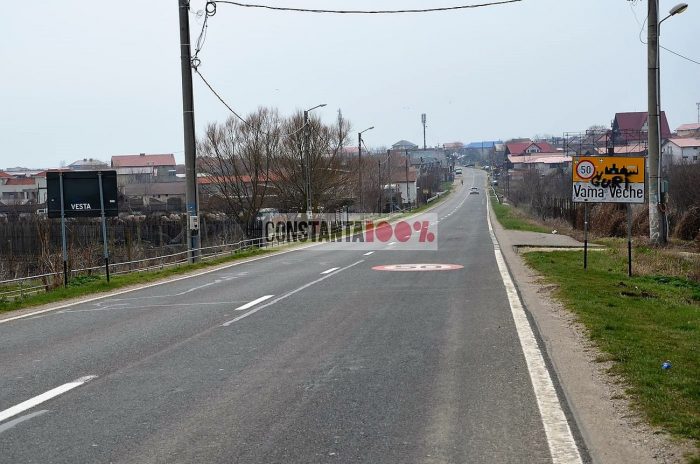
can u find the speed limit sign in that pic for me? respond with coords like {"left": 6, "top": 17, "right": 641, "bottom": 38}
{"left": 576, "top": 160, "right": 595, "bottom": 180}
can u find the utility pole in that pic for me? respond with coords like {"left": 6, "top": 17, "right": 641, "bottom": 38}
{"left": 647, "top": 0, "right": 664, "bottom": 245}
{"left": 304, "top": 110, "right": 312, "bottom": 217}
{"left": 378, "top": 159, "right": 382, "bottom": 213}
{"left": 357, "top": 126, "right": 374, "bottom": 214}
{"left": 405, "top": 151, "right": 410, "bottom": 209}
{"left": 387, "top": 149, "right": 393, "bottom": 212}
{"left": 178, "top": 0, "right": 200, "bottom": 261}
{"left": 697, "top": 102, "right": 700, "bottom": 124}
{"left": 358, "top": 132, "right": 363, "bottom": 213}
{"left": 421, "top": 113, "right": 427, "bottom": 150}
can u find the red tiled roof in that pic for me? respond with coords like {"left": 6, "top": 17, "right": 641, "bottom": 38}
{"left": 666, "top": 137, "right": 700, "bottom": 148}
{"left": 0, "top": 171, "right": 12, "bottom": 178}
{"left": 197, "top": 174, "right": 277, "bottom": 185}
{"left": 111, "top": 154, "right": 176, "bottom": 168}
{"left": 506, "top": 141, "right": 556, "bottom": 155}
{"left": 534, "top": 141, "right": 556, "bottom": 152}
{"left": 677, "top": 123, "right": 700, "bottom": 132}
{"left": 508, "top": 153, "right": 571, "bottom": 164}
{"left": 505, "top": 142, "right": 532, "bottom": 155}
{"left": 4, "top": 178, "right": 36, "bottom": 185}
{"left": 614, "top": 111, "right": 671, "bottom": 139}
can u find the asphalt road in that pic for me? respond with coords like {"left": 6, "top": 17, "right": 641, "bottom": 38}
{"left": 0, "top": 168, "right": 583, "bottom": 463}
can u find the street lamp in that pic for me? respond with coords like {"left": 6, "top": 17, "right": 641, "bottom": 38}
{"left": 358, "top": 126, "right": 374, "bottom": 213}
{"left": 303, "top": 103, "right": 326, "bottom": 217}
{"left": 648, "top": 1, "right": 687, "bottom": 245}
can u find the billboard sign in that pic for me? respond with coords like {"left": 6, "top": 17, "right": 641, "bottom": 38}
{"left": 572, "top": 156, "right": 645, "bottom": 203}
{"left": 47, "top": 171, "right": 119, "bottom": 218}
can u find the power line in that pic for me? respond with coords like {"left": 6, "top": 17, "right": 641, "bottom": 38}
{"left": 212, "top": 0, "right": 522, "bottom": 14}
{"left": 660, "top": 45, "right": 700, "bottom": 66}
{"left": 194, "top": 68, "right": 249, "bottom": 126}
{"left": 629, "top": 3, "right": 699, "bottom": 66}
{"left": 194, "top": 68, "right": 310, "bottom": 139}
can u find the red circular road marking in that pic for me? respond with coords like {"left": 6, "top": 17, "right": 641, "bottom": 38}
{"left": 372, "top": 263, "right": 464, "bottom": 272}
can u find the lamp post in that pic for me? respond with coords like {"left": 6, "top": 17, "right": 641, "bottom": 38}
{"left": 303, "top": 103, "right": 326, "bottom": 217}
{"left": 648, "top": 2, "right": 687, "bottom": 245}
{"left": 358, "top": 126, "right": 374, "bottom": 213}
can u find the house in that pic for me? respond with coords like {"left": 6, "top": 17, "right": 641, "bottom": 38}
{"left": 391, "top": 140, "right": 419, "bottom": 151}
{"left": 676, "top": 123, "right": 700, "bottom": 138}
{"left": 505, "top": 140, "right": 557, "bottom": 156}
{"left": 121, "top": 181, "right": 186, "bottom": 211}
{"left": 662, "top": 138, "right": 700, "bottom": 164}
{"left": 595, "top": 144, "right": 647, "bottom": 156}
{"left": 0, "top": 172, "right": 44, "bottom": 206}
{"left": 507, "top": 153, "right": 572, "bottom": 175}
{"left": 68, "top": 158, "right": 109, "bottom": 171}
{"left": 111, "top": 153, "right": 177, "bottom": 186}
{"left": 385, "top": 168, "right": 418, "bottom": 207}
{"left": 612, "top": 111, "right": 671, "bottom": 145}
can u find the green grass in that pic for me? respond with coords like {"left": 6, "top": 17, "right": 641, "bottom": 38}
{"left": 490, "top": 194, "right": 550, "bottom": 233}
{"left": 0, "top": 247, "right": 273, "bottom": 314}
{"left": 524, "top": 249, "right": 700, "bottom": 454}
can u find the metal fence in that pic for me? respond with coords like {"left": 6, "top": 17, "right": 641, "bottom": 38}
{"left": 0, "top": 236, "right": 277, "bottom": 302}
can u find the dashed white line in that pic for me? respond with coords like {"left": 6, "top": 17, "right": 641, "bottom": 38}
{"left": 363, "top": 251, "right": 375, "bottom": 256}
{"left": 486, "top": 195, "right": 582, "bottom": 463}
{"left": 388, "top": 242, "right": 397, "bottom": 246}
{"left": 321, "top": 267, "right": 340, "bottom": 275}
{"left": 0, "top": 375, "right": 97, "bottom": 424}
{"left": 235, "top": 295, "right": 274, "bottom": 311}
{"left": 222, "top": 260, "right": 364, "bottom": 327}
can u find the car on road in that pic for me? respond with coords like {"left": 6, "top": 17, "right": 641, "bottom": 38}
{"left": 455, "top": 168, "right": 463, "bottom": 175}
{"left": 469, "top": 187, "right": 479, "bottom": 195}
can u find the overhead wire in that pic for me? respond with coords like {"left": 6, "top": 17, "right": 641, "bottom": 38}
{"left": 629, "top": 3, "right": 699, "bottom": 66}
{"left": 211, "top": 0, "right": 522, "bottom": 14}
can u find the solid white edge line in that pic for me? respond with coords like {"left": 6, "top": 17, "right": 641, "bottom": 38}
{"left": 234, "top": 295, "right": 274, "bottom": 311}
{"left": 0, "top": 375, "right": 98, "bottom": 424}
{"left": 320, "top": 267, "right": 340, "bottom": 275}
{"left": 222, "top": 260, "right": 364, "bottom": 327}
{"left": 0, "top": 244, "right": 319, "bottom": 325}
{"left": 486, "top": 194, "right": 582, "bottom": 463}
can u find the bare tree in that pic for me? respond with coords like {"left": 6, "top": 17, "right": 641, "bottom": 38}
{"left": 272, "top": 110, "right": 354, "bottom": 212}
{"left": 198, "top": 107, "right": 281, "bottom": 232}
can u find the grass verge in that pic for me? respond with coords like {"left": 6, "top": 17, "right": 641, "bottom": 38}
{"left": 489, "top": 193, "right": 550, "bottom": 233}
{"left": 523, "top": 247, "right": 700, "bottom": 458}
{"left": 0, "top": 247, "right": 274, "bottom": 314}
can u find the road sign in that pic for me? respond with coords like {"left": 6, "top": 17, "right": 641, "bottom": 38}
{"left": 47, "top": 171, "right": 118, "bottom": 218}
{"left": 572, "top": 156, "right": 645, "bottom": 203}
{"left": 372, "top": 263, "right": 464, "bottom": 272}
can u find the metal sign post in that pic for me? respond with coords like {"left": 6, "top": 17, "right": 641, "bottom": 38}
{"left": 47, "top": 170, "right": 118, "bottom": 286}
{"left": 627, "top": 204, "right": 633, "bottom": 277}
{"left": 98, "top": 172, "right": 110, "bottom": 282}
{"left": 583, "top": 202, "right": 589, "bottom": 270}
{"left": 59, "top": 172, "right": 68, "bottom": 287}
{"left": 572, "top": 156, "right": 647, "bottom": 272}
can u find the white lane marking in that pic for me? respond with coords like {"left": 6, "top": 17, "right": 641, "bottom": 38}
{"left": 388, "top": 242, "right": 397, "bottom": 246}
{"left": 0, "top": 410, "right": 48, "bottom": 434}
{"left": 235, "top": 295, "right": 274, "bottom": 311}
{"left": 0, "top": 244, "right": 320, "bottom": 325}
{"left": 60, "top": 301, "right": 246, "bottom": 314}
{"left": 486, "top": 195, "right": 582, "bottom": 463}
{"left": 363, "top": 251, "right": 374, "bottom": 256}
{"left": 2, "top": 181, "right": 457, "bottom": 327}
{"left": 222, "top": 260, "right": 364, "bottom": 327}
{"left": 321, "top": 267, "right": 340, "bottom": 275}
{"left": 0, "top": 376, "right": 97, "bottom": 424}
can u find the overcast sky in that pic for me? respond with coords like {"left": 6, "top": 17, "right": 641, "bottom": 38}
{"left": 1, "top": 0, "right": 697, "bottom": 169}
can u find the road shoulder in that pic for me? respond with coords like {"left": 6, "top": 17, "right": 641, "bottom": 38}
{"left": 488, "top": 204, "right": 689, "bottom": 464}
